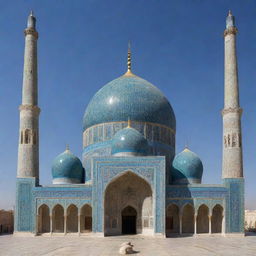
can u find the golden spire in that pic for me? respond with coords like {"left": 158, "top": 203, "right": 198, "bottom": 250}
{"left": 127, "top": 117, "right": 132, "bottom": 128}
{"left": 127, "top": 41, "right": 131, "bottom": 71}
{"left": 65, "top": 144, "right": 70, "bottom": 152}
{"left": 124, "top": 41, "right": 134, "bottom": 76}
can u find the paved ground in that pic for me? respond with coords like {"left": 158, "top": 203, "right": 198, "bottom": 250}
{"left": 1, "top": 234, "right": 256, "bottom": 256}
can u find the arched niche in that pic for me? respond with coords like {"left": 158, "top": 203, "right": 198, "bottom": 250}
{"left": 166, "top": 204, "right": 179, "bottom": 234}
{"left": 182, "top": 204, "right": 194, "bottom": 233}
{"left": 211, "top": 204, "right": 223, "bottom": 233}
{"left": 104, "top": 171, "right": 153, "bottom": 236}
{"left": 67, "top": 204, "right": 78, "bottom": 233}
{"left": 38, "top": 204, "right": 50, "bottom": 233}
{"left": 197, "top": 204, "right": 209, "bottom": 233}
{"left": 80, "top": 204, "right": 92, "bottom": 233}
{"left": 52, "top": 204, "right": 64, "bottom": 233}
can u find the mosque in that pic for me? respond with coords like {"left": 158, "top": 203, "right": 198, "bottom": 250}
{"left": 15, "top": 11, "right": 244, "bottom": 237}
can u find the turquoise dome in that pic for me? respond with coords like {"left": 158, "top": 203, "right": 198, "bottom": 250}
{"left": 112, "top": 127, "right": 149, "bottom": 156}
{"left": 52, "top": 149, "right": 84, "bottom": 184}
{"left": 171, "top": 148, "right": 203, "bottom": 184}
{"left": 83, "top": 73, "right": 176, "bottom": 131}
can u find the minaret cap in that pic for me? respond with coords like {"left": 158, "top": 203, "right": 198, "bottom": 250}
{"left": 27, "top": 10, "right": 36, "bottom": 29}
{"left": 226, "top": 10, "right": 235, "bottom": 29}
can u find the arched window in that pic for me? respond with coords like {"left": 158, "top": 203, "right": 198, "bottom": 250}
{"left": 24, "top": 129, "right": 29, "bottom": 144}
{"left": 20, "top": 130, "right": 24, "bottom": 144}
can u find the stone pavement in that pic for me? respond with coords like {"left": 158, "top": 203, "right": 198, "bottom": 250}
{"left": 0, "top": 234, "right": 256, "bottom": 256}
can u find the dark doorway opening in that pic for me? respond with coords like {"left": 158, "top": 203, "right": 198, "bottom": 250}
{"left": 122, "top": 206, "right": 137, "bottom": 234}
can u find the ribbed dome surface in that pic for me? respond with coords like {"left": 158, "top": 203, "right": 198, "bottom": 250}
{"left": 171, "top": 148, "right": 203, "bottom": 184}
{"left": 112, "top": 127, "right": 149, "bottom": 156}
{"left": 83, "top": 74, "right": 176, "bottom": 131}
{"left": 52, "top": 149, "right": 84, "bottom": 184}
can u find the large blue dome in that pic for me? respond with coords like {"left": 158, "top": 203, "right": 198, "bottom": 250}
{"left": 171, "top": 148, "right": 203, "bottom": 184}
{"left": 112, "top": 127, "right": 149, "bottom": 156}
{"left": 83, "top": 73, "right": 176, "bottom": 131}
{"left": 52, "top": 149, "right": 84, "bottom": 184}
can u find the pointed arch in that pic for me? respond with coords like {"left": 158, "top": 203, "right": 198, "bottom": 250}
{"left": 67, "top": 204, "right": 78, "bottom": 233}
{"left": 38, "top": 204, "right": 50, "bottom": 233}
{"left": 197, "top": 204, "right": 209, "bottom": 233}
{"left": 80, "top": 204, "right": 92, "bottom": 233}
{"left": 166, "top": 204, "right": 179, "bottom": 233}
{"left": 52, "top": 204, "right": 64, "bottom": 233}
{"left": 104, "top": 171, "right": 152, "bottom": 236}
{"left": 212, "top": 204, "right": 223, "bottom": 233}
{"left": 182, "top": 203, "right": 194, "bottom": 233}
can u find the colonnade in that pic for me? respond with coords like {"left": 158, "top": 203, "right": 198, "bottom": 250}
{"left": 166, "top": 204, "right": 224, "bottom": 235}
{"left": 37, "top": 204, "right": 92, "bottom": 234}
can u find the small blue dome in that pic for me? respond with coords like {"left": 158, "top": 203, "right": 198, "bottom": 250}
{"left": 52, "top": 149, "right": 84, "bottom": 184}
{"left": 171, "top": 148, "right": 203, "bottom": 184}
{"left": 83, "top": 74, "right": 176, "bottom": 131}
{"left": 112, "top": 127, "right": 149, "bottom": 156}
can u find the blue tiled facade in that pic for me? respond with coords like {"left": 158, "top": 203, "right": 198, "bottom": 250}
{"left": 15, "top": 57, "right": 244, "bottom": 237}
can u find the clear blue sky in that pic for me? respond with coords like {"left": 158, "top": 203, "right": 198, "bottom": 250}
{"left": 0, "top": 0, "right": 255, "bottom": 210}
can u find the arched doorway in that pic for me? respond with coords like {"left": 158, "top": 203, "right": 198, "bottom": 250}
{"left": 211, "top": 204, "right": 223, "bottom": 233}
{"left": 52, "top": 204, "right": 64, "bottom": 233}
{"left": 67, "top": 204, "right": 78, "bottom": 233}
{"left": 104, "top": 171, "right": 152, "bottom": 236}
{"left": 38, "top": 204, "right": 50, "bottom": 233}
{"left": 122, "top": 206, "right": 137, "bottom": 234}
{"left": 197, "top": 204, "right": 209, "bottom": 233}
{"left": 166, "top": 204, "right": 179, "bottom": 234}
{"left": 80, "top": 204, "right": 92, "bottom": 233}
{"left": 182, "top": 204, "right": 194, "bottom": 233}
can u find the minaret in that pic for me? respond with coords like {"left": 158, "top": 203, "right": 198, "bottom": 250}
{"left": 17, "top": 11, "right": 40, "bottom": 181}
{"left": 222, "top": 11, "right": 243, "bottom": 178}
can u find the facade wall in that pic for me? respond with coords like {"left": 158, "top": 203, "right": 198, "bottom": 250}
{"left": 0, "top": 210, "right": 14, "bottom": 234}
{"left": 91, "top": 156, "right": 166, "bottom": 235}
{"left": 245, "top": 210, "right": 256, "bottom": 231}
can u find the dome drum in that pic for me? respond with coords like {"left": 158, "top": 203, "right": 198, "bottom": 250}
{"left": 83, "top": 121, "right": 175, "bottom": 148}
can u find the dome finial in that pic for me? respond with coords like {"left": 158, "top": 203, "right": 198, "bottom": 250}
{"left": 124, "top": 41, "right": 134, "bottom": 76}
{"left": 65, "top": 144, "right": 70, "bottom": 152}
{"left": 184, "top": 139, "right": 190, "bottom": 152}
{"left": 127, "top": 41, "right": 131, "bottom": 71}
{"left": 127, "top": 117, "right": 132, "bottom": 128}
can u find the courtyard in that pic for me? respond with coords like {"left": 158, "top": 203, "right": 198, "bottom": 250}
{"left": 1, "top": 234, "right": 256, "bottom": 256}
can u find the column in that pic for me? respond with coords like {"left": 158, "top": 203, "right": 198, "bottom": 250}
{"left": 179, "top": 214, "right": 182, "bottom": 234}
{"left": 194, "top": 215, "right": 197, "bottom": 235}
{"left": 64, "top": 215, "right": 67, "bottom": 234}
{"left": 78, "top": 215, "right": 81, "bottom": 235}
{"left": 209, "top": 215, "right": 212, "bottom": 234}
{"left": 50, "top": 215, "right": 53, "bottom": 235}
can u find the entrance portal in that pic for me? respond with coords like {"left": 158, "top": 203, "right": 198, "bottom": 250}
{"left": 122, "top": 206, "right": 137, "bottom": 234}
